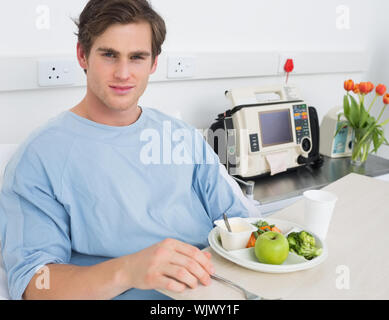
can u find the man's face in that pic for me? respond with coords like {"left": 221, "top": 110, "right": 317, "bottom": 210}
{"left": 78, "top": 21, "right": 157, "bottom": 113}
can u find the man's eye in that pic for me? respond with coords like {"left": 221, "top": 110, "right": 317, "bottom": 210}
{"left": 131, "top": 55, "right": 144, "bottom": 60}
{"left": 103, "top": 52, "right": 116, "bottom": 58}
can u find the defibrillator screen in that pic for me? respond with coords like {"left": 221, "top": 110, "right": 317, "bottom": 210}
{"left": 259, "top": 109, "right": 293, "bottom": 147}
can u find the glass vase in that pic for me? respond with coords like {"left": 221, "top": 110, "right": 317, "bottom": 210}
{"left": 350, "top": 134, "right": 372, "bottom": 166}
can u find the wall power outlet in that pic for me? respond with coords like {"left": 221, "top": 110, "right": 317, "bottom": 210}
{"left": 38, "top": 58, "right": 76, "bottom": 87}
{"left": 167, "top": 56, "right": 196, "bottom": 79}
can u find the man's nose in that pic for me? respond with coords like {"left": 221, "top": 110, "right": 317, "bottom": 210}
{"left": 113, "top": 60, "right": 131, "bottom": 81}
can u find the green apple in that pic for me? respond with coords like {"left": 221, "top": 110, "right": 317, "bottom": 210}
{"left": 254, "top": 231, "right": 289, "bottom": 265}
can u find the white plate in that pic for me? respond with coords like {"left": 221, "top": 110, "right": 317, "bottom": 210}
{"left": 208, "top": 217, "right": 328, "bottom": 273}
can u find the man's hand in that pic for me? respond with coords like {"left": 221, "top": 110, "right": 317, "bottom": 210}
{"left": 125, "top": 238, "right": 214, "bottom": 293}
{"left": 23, "top": 238, "right": 214, "bottom": 299}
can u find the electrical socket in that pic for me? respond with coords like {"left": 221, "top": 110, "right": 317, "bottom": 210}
{"left": 167, "top": 56, "right": 196, "bottom": 79}
{"left": 38, "top": 58, "right": 76, "bottom": 87}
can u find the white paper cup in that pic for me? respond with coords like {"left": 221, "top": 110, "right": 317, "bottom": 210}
{"left": 214, "top": 217, "right": 257, "bottom": 251}
{"left": 303, "top": 190, "right": 338, "bottom": 240}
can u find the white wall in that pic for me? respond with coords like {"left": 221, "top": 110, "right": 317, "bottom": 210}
{"left": 0, "top": 0, "right": 388, "bottom": 158}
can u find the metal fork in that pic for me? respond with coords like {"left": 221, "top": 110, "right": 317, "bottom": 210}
{"left": 210, "top": 274, "right": 263, "bottom": 300}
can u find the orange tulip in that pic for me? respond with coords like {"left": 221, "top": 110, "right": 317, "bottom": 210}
{"left": 376, "top": 84, "right": 387, "bottom": 96}
{"left": 384, "top": 93, "right": 389, "bottom": 105}
{"left": 367, "top": 82, "right": 375, "bottom": 93}
{"left": 359, "top": 82, "right": 374, "bottom": 94}
{"left": 353, "top": 83, "right": 360, "bottom": 94}
{"left": 359, "top": 82, "right": 367, "bottom": 94}
{"left": 344, "top": 79, "right": 354, "bottom": 92}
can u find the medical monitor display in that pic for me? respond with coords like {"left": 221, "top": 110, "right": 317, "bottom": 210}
{"left": 259, "top": 109, "right": 293, "bottom": 147}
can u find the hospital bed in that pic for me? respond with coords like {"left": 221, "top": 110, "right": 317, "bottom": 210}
{"left": 0, "top": 143, "right": 262, "bottom": 300}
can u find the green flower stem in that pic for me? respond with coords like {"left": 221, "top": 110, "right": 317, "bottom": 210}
{"left": 362, "top": 143, "right": 369, "bottom": 160}
{"left": 352, "top": 141, "right": 361, "bottom": 162}
{"left": 359, "top": 127, "right": 374, "bottom": 145}
{"left": 379, "top": 117, "right": 389, "bottom": 126}
{"left": 368, "top": 94, "right": 378, "bottom": 113}
{"left": 377, "top": 104, "right": 388, "bottom": 122}
{"left": 352, "top": 137, "right": 370, "bottom": 163}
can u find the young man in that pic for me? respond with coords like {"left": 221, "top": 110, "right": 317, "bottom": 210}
{"left": 0, "top": 0, "right": 258, "bottom": 300}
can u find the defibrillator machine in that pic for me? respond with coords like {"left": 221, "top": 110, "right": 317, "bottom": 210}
{"left": 207, "top": 85, "right": 323, "bottom": 179}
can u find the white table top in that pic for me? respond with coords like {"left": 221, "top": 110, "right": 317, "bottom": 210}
{"left": 159, "top": 173, "right": 389, "bottom": 300}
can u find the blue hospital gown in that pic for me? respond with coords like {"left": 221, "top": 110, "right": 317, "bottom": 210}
{"left": 0, "top": 107, "right": 253, "bottom": 300}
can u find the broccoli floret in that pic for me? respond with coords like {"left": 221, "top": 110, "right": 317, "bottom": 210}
{"left": 299, "top": 231, "right": 316, "bottom": 247}
{"left": 287, "top": 231, "right": 322, "bottom": 260}
{"left": 286, "top": 232, "right": 300, "bottom": 250}
{"left": 297, "top": 246, "right": 323, "bottom": 260}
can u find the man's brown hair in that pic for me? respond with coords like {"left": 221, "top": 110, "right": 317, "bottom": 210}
{"left": 73, "top": 0, "right": 166, "bottom": 68}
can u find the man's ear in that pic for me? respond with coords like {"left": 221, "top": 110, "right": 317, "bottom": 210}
{"left": 150, "top": 55, "right": 158, "bottom": 74}
{"left": 77, "top": 42, "right": 88, "bottom": 72}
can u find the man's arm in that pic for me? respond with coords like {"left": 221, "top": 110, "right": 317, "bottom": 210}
{"left": 23, "top": 256, "right": 128, "bottom": 300}
{"left": 23, "top": 238, "right": 214, "bottom": 300}
{"left": 191, "top": 129, "right": 253, "bottom": 221}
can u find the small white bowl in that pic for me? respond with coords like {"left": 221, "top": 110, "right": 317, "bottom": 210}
{"left": 214, "top": 217, "right": 258, "bottom": 251}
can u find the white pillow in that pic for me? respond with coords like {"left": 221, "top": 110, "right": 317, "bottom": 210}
{"left": 0, "top": 144, "right": 18, "bottom": 300}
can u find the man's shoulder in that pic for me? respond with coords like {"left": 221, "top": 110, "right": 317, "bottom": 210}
{"left": 7, "top": 112, "right": 76, "bottom": 175}
{"left": 145, "top": 107, "right": 196, "bottom": 131}
{"left": 22, "top": 112, "right": 75, "bottom": 152}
